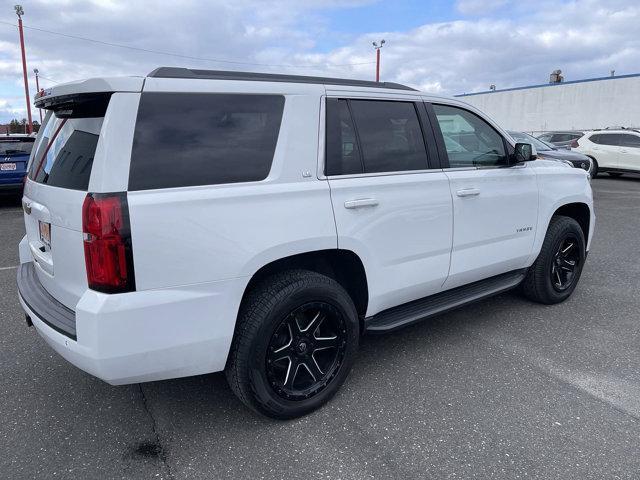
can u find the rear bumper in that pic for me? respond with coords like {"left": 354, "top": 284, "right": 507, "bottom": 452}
{"left": 0, "top": 171, "right": 26, "bottom": 186}
{"left": 17, "top": 263, "right": 77, "bottom": 339}
{"left": 17, "top": 260, "right": 247, "bottom": 385}
{"left": 0, "top": 181, "right": 24, "bottom": 191}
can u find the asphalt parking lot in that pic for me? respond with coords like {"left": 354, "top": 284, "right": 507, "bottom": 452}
{"left": 1, "top": 177, "right": 639, "bottom": 480}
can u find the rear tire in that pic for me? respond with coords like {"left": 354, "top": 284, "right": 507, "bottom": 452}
{"left": 521, "top": 216, "right": 586, "bottom": 305}
{"left": 225, "top": 270, "right": 359, "bottom": 419}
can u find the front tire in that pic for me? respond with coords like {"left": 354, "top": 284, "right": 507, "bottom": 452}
{"left": 588, "top": 157, "right": 598, "bottom": 178}
{"left": 521, "top": 216, "right": 586, "bottom": 305}
{"left": 225, "top": 270, "right": 359, "bottom": 419}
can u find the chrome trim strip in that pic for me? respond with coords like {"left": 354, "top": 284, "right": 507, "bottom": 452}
{"left": 326, "top": 168, "right": 446, "bottom": 180}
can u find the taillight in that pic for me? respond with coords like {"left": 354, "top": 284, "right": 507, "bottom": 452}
{"left": 82, "top": 192, "right": 135, "bottom": 293}
{"left": 570, "top": 139, "right": 579, "bottom": 148}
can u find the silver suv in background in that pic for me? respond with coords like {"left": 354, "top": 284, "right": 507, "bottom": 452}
{"left": 537, "top": 131, "right": 584, "bottom": 149}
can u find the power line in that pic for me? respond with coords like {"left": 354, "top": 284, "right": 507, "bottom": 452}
{"left": 0, "top": 20, "right": 374, "bottom": 69}
{"left": 38, "top": 75, "right": 59, "bottom": 84}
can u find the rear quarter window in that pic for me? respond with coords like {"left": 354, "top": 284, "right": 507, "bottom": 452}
{"left": 28, "top": 116, "right": 102, "bottom": 191}
{"left": 128, "top": 93, "right": 285, "bottom": 190}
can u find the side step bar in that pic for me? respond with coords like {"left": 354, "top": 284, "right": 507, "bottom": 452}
{"left": 364, "top": 269, "right": 527, "bottom": 334}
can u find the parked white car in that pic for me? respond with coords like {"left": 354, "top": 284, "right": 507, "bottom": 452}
{"left": 17, "top": 68, "right": 594, "bottom": 418}
{"left": 573, "top": 129, "right": 640, "bottom": 177}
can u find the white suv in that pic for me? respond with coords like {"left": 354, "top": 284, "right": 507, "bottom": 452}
{"left": 573, "top": 129, "right": 640, "bottom": 177}
{"left": 17, "top": 68, "right": 594, "bottom": 418}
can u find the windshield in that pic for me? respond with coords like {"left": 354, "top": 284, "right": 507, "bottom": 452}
{"left": 0, "top": 138, "right": 34, "bottom": 155}
{"left": 508, "top": 131, "right": 553, "bottom": 151}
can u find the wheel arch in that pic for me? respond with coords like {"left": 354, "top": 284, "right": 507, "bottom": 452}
{"left": 240, "top": 249, "right": 369, "bottom": 326}
{"left": 552, "top": 202, "right": 591, "bottom": 245}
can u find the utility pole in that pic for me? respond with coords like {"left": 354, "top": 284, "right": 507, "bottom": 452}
{"left": 372, "top": 39, "right": 385, "bottom": 82}
{"left": 15, "top": 5, "right": 33, "bottom": 134}
{"left": 34, "top": 68, "right": 42, "bottom": 123}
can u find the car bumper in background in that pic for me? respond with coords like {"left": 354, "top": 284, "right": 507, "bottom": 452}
{"left": 569, "top": 159, "right": 591, "bottom": 172}
{"left": 0, "top": 181, "right": 24, "bottom": 191}
{"left": 17, "top": 259, "right": 247, "bottom": 385}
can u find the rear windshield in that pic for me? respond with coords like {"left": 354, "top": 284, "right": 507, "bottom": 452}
{"left": 28, "top": 115, "right": 102, "bottom": 191}
{"left": 128, "top": 93, "right": 285, "bottom": 190}
{"left": 0, "top": 138, "right": 34, "bottom": 156}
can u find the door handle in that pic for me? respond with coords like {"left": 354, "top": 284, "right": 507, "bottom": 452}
{"left": 456, "top": 188, "right": 480, "bottom": 197}
{"left": 344, "top": 198, "right": 379, "bottom": 209}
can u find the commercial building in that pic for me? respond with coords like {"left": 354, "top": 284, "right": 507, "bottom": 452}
{"left": 455, "top": 73, "right": 640, "bottom": 134}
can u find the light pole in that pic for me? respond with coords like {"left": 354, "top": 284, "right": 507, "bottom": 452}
{"left": 15, "top": 5, "right": 33, "bottom": 134}
{"left": 372, "top": 39, "right": 385, "bottom": 82}
{"left": 34, "top": 68, "right": 42, "bottom": 123}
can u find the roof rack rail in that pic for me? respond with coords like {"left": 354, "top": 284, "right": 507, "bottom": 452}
{"left": 147, "top": 67, "right": 418, "bottom": 91}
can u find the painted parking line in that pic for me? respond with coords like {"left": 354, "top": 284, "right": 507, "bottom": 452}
{"left": 595, "top": 189, "right": 640, "bottom": 196}
{"left": 0, "top": 265, "right": 18, "bottom": 271}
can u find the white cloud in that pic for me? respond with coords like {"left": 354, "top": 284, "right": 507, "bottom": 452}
{"left": 0, "top": 0, "right": 638, "bottom": 122}
{"left": 456, "top": 0, "right": 509, "bottom": 15}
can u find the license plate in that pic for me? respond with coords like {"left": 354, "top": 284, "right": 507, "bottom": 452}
{"left": 39, "top": 221, "right": 51, "bottom": 249}
{"left": 0, "top": 163, "right": 16, "bottom": 171}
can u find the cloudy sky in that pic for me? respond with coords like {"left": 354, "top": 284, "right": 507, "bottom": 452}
{"left": 0, "top": 0, "right": 638, "bottom": 123}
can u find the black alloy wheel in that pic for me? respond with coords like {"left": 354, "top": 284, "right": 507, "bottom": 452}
{"left": 550, "top": 234, "right": 581, "bottom": 292}
{"left": 225, "top": 269, "right": 359, "bottom": 419}
{"left": 266, "top": 302, "right": 347, "bottom": 400}
{"left": 521, "top": 215, "right": 586, "bottom": 305}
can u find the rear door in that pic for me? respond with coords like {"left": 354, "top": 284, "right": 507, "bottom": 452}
{"left": 617, "top": 133, "right": 640, "bottom": 172}
{"left": 22, "top": 97, "right": 112, "bottom": 310}
{"left": 429, "top": 102, "right": 538, "bottom": 289}
{"left": 22, "top": 86, "right": 141, "bottom": 309}
{"left": 326, "top": 96, "right": 453, "bottom": 316}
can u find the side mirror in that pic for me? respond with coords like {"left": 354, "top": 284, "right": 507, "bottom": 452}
{"left": 512, "top": 142, "right": 537, "bottom": 163}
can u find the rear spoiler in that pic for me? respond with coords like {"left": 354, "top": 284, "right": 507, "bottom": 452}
{"left": 35, "top": 92, "right": 113, "bottom": 118}
{"left": 34, "top": 76, "right": 144, "bottom": 111}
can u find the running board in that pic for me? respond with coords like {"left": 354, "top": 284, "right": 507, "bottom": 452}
{"left": 364, "top": 269, "right": 526, "bottom": 334}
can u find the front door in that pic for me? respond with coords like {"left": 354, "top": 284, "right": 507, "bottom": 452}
{"left": 430, "top": 103, "right": 539, "bottom": 289}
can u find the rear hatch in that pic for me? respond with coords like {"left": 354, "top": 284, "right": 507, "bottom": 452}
{"left": 22, "top": 81, "right": 141, "bottom": 311}
{"left": 1, "top": 136, "right": 34, "bottom": 184}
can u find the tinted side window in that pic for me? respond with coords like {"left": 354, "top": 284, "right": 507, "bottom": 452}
{"left": 325, "top": 99, "right": 363, "bottom": 175}
{"left": 553, "top": 133, "right": 572, "bottom": 142}
{"left": 432, "top": 104, "right": 507, "bottom": 167}
{"left": 349, "top": 100, "right": 428, "bottom": 173}
{"left": 129, "top": 93, "right": 284, "bottom": 190}
{"left": 620, "top": 134, "right": 640, "bottom": 148}
{"left": 592, "top": 134, "right": 618, "bottom": 146}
